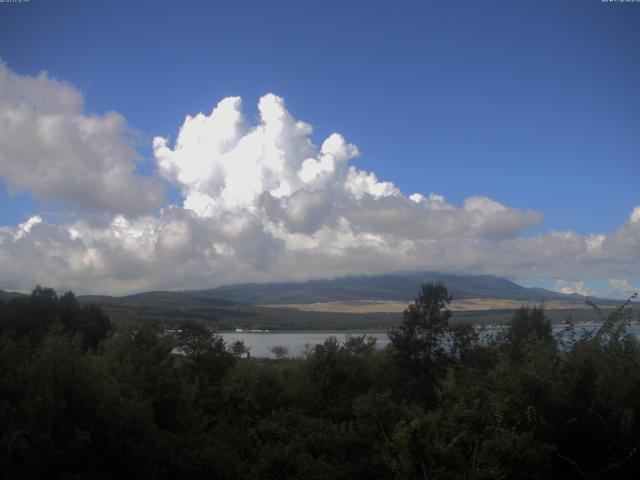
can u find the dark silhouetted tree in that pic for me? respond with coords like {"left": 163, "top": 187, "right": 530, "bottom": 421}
{"left": 389, "top": 282, "right": 452, "bottom": 403}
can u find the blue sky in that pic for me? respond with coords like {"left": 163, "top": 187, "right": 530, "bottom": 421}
{"left": 0, "top": 0, "right": 638, "bottom": 295}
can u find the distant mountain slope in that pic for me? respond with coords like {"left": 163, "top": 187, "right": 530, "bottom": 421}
{"left": 66, "top": 273, "right": 615, "bottom": 330}
{"left": 77, "top": 291, "right": 243, "bottom": 324}
{"left": 195, "top": 272, "right": 584, "bottom": 305}
{"left": 77, "top": 290, "right": 400, "bottom": 330}
{"left": 5, "top": 276, "right": 610, "bottom": 331}
{"left": 80, "top": 290, "right": 237, "bottom": 309}
{"left": 0, "top": 290, "right": 27, "bottom": 303}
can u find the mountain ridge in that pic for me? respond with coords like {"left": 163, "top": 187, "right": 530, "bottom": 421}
{"left": 1, "top": 272, "right": 592, "bottom": 306}
{"left": 2, "top": 273, "right": 620, "bottom": 330}
{"left": 190, "top": 271, "right": 586, "bottom": 305}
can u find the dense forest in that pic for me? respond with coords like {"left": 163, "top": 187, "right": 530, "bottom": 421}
{"left": 1, "top": 284, "right": 639, "bottom": 479}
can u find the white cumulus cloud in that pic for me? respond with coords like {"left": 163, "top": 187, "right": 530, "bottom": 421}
{"left": 0, "top": 85, "right": 639, "bottom": 295}
{"left": 153, "top": 93, "right": 543, "bottom": 241}
{"left": 608, "top": 279, "right": 639, "bottom": 299}
{"left": 0, "top": 62, "right": 164, "bottom": 215}
{"left": 555, "top": 280, "right": 597, "bottom": 297}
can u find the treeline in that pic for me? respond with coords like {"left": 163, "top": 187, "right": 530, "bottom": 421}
{"left": 1, "top": 284, "right": 639, "bottom": 479}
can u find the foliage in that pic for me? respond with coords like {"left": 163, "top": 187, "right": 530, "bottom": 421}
{"left": 1, "top": 285, "right": 639, "bottom": 479}
{"left": 388, "top": 282, "right": 453, "bottom": 405}
{"left": 269, "top": 345, "right": 289, "bottom": 359}
{"left": 507, "top": 305, "right": 554, "bottom": 357}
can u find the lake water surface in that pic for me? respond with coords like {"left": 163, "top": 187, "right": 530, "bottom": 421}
{"left": 221, "top": 323, "right": 640, "bottom": 358}
{"left": 221, "top": 331, "right": 391, "bottom": 358}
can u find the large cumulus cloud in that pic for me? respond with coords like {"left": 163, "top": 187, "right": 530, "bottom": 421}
{"left": 152, "top": 93, "right": 543, "bottom": 241}
{"left": 0, "top": 68, "right": 638, "bottom": 294}
{"left": 0, "top": 63, "right": 164, "bottom": 215}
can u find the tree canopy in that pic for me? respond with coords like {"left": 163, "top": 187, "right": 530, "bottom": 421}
{"left": 1, "top": 285, "right": 639, "bottom": 479}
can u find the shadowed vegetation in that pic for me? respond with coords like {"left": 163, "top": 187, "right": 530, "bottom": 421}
{"left": 1, "top": 284, "right": 638, "bottom": 479}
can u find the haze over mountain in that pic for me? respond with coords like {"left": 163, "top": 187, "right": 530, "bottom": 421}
{"left": 196, "top": 272, "right": 585, "bottom": 305}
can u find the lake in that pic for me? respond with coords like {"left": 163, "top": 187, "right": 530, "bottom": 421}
{"left": 221, "top": 323, "right": 640, "bottom": 358}
{"left": 221, "top": 331, "right": 391, "bottom": 358}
